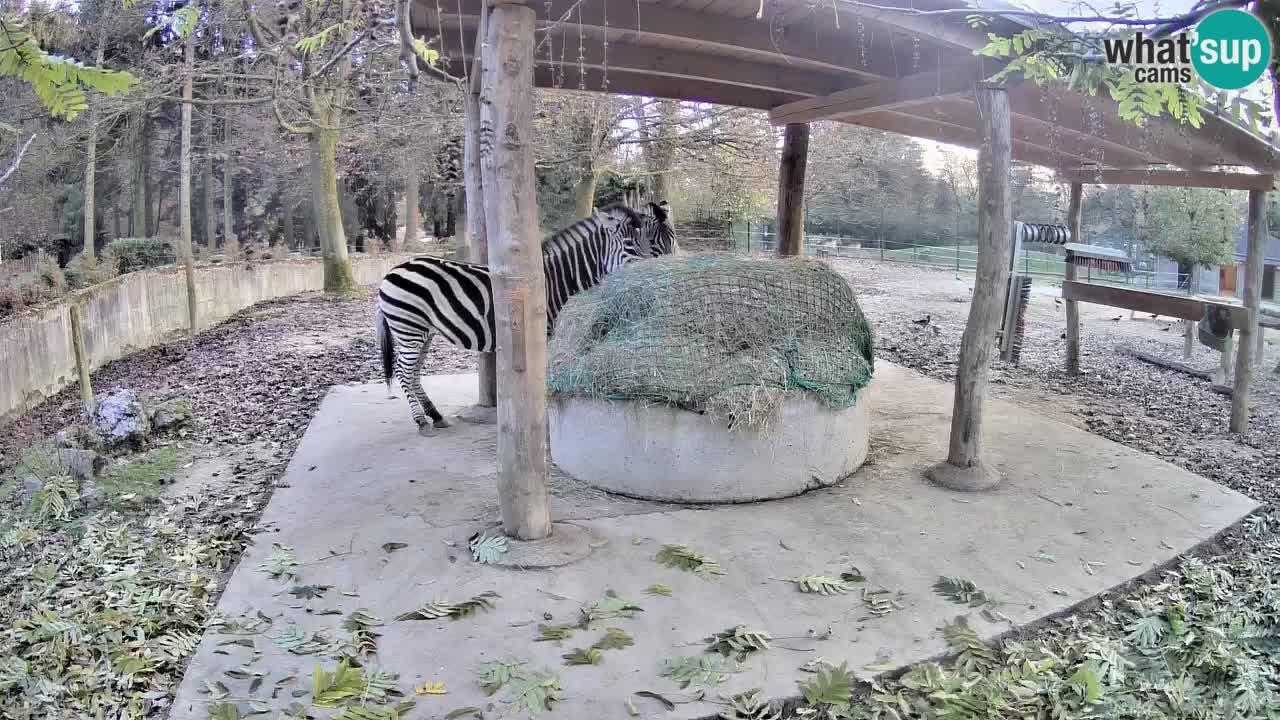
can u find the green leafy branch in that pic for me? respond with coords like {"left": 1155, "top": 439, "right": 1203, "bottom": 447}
{"left": 975, "top": 27, "right": 1213, "bottom": 130}
{"left": 0, "top": 17, "right": 136, "bottom": 121}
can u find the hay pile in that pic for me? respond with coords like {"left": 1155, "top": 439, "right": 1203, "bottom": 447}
{"left": 546, "top": 254, "right": 874, "bottom": 428}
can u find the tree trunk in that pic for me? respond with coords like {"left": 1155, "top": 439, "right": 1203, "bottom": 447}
{"left": 480, "top": 2, "right": 551, "bottom": 540}
{"left": 81, "top": 44, "right": 103, "bottom": 263}
{"left": 130, "top": 113, "right": 149, "bottom": 237}
{"left": 282, "top": 203, "right": 295, "bottom": 250}
{"left": 311, "top": 126, "right": 357, "bottom": 293}
{"left": 222, "top": 109, "right": 238, "bottom": 259}
{"left": 633, "top": 98, "right": 679, "bottom": 202}
{"left": 152, "top": 179, "right": 165, "bottom": 237}
{"left": 1230, "top": 189, "right": 1267, "bottom": 432}
{"left": 1217, "top": 331, "right": 1234, "bottom": 384}
{"left": 652, "top": 100, "right": 678, "bottom": 201}
{"left": 1064, "top": 182, "right": 1083, "bottom": 374}
{"left": 111, "top": 198, "right": 121, "bottom": 239}
{"left": 573, "top": 166, "right": 596, "bottom": 218}
{"left": 464, "top": 48, "right": 497, "bottom": 410}
{"left": 400, "top": 162, "right": 418, "bottom": 251}
{"left": 202, "top": 110, "right": 216, "bottom": 250}
{"left": 178, "top": 33, "right": 198, "bottom": 332}
{"left": 776, "top": 122, "right": 809, "bottom": 257}
{"left": 928, "top": 84, "right": 1009, "bottom": 491}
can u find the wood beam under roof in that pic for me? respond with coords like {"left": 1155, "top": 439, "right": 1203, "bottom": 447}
{"left": 1056, "top": 168, "right": 1276, "bottom": 191}
{"left": 529, "top": 65, "right": 808, "bottom": 109}
{"left": 768, "top": 66, "right": 981, "bottom": 125}
{"left": 854, "top": 110, "right": 1085, "bottom": 169}
{"left": 926, "top": 97, "right": 1154, "bottom": 168}
{"left": 419, "top": 0, "right": 965, "bottom": 81}
{"left": 443, "top": 40, "right": 850, "bottom": 99}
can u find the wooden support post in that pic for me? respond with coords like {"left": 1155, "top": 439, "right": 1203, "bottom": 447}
{"left": 1216, "top": 330, "right": 1234, "bottom": 384}
{"left": 466, "top": 2, "right": 497, "bottom": 416}
{"left": 1230, "top": 189, "right": 1267, "bottom": 432}
{"left": 926, "top": 84, "right": 1010, "bottom": 492}
{"left": 775, "top": 123, "right": 809, "bottom": 257}
{"left": 480, "top": 0, "right": 551, "bottom": 539}
{"left": 1064, "top": 182, "right": 1083, "bottom": 375}
{"left": 69, "top": 304, "right": 93, "bottom": 414}
{"left": 1183, "top": 320, "right": 1195, "bottom": 359}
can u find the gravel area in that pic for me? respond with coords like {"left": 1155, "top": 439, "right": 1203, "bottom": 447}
{"left": 830, "top": 258, "right": 1279, "bottom": 511}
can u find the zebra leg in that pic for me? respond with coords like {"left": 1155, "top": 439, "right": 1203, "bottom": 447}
{"left": 393, "top": 333, "right": 439, "bottom": 436}
{"left": 410, "top": 332, "right": 451, "bottom": 429}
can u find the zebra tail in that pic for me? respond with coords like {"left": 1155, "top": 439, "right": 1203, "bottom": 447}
{"left": 376, "top": 305, "right": 394, "bottom": 390}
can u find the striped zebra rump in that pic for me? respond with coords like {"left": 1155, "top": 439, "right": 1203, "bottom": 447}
{"left": 1014, "top": 221, "right": 1071, "bottom": 246}
{"left": 380, "top": 258, "right": 496, "bottom": 352}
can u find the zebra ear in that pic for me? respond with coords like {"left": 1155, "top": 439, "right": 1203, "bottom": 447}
{"left": 649, "top": 201, "right": 670, "bottom": 224}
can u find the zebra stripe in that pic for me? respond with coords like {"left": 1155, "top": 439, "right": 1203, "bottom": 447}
{"left": 1014, "top": 221, "right": 1072, "bottom": 246}
{"left": 376, "top": 203, "right": 676, "bottom": 434}
{"left": 638, "top": 201, "right": 677, "bottom": 256}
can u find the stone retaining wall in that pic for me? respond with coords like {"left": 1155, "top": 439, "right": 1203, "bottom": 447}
{"left": 1, "top": 256, "right": 406, "bottom": 424}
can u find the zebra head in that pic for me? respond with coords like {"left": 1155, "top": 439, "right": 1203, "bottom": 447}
{"left": 591, "top": 204, "right": 647, "bottom": 272}
{"left": 638, "top": 201, "right": 678, "bottom": 257}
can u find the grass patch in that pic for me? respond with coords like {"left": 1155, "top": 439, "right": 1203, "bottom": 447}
{"left": 99, "top": 446, "right": 181, "bottom": 500}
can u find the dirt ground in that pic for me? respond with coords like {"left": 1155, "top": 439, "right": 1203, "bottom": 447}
{"left": 832, "top": 259, "right": 1279, "bottom": 511}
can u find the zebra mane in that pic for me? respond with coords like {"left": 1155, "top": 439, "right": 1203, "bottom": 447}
{"left": 542, "top": 205, "right": 640, "bottom": 247}
{"left": 596, "top": 204, "right": 642, "bottom": 230}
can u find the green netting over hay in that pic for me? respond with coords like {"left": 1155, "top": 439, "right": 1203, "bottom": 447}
{"left": 546, "top": 254, "right": 874, "bottom": 427}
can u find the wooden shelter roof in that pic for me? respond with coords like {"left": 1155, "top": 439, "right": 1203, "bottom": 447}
{"left": 412, "top": 0, "right": 1280, "bottom": 175}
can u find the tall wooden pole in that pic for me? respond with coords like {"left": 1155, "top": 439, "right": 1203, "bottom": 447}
{"left": 69, "top": 304, "right": 93, "bottom": 414}
{"left": 926, "top": 84, "right": 1009, "bottom": 491}
{"left": 1230, "top": 189, "right": 1267, "bottom": 432}
{"left": 480, "top": 0, "right": 551, "bottom": 539}
{"left": 775, "top": 123, "right": 809, "bottom": 256}
{"left": 1064, "top": 182, "right": 1083, "bottom": 374}
{"left": 82, "top": 43, "right": 104, "bottom": 264}
{"left": 179, "top": 31, "right": 199, "bottom": 332}
{"left": 467, "top": 1, "right": 497, "bottom": 414}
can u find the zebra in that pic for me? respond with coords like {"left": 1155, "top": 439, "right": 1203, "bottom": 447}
{"left": 376, "top": 202, "right": 676, "bottom": 435}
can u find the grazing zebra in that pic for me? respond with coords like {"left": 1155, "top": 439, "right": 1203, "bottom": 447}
{"left": 376, "top": 203, "right": 676, "bottom": 435}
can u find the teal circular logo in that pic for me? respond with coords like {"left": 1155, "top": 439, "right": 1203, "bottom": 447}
{"left": 1192, "top": 9, "right": 1272, "bottom": 90}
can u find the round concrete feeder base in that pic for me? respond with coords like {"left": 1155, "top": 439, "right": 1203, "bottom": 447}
{"left": 549, "top": 395, "right": 870, "bottom": 503}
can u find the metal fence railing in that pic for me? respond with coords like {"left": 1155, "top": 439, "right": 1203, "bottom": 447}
{"left": 725, "top": 229, "right": 1201, "bottom": 294}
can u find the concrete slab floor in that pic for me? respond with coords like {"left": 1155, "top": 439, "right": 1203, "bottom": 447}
{"left": 169, "top": 364, "right": 1258, "bottom": 720}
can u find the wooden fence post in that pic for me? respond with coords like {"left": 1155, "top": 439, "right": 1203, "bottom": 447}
{"left": 926, "top": 83, "right": 1009, "bottom": 491}
{"left": 775, "top": 123, "right": 809, "bottom": 257}
{"left": 1230, "top": 189, "right": 1266, "bottom": 432}
{"left": 1064, "top": 182, "right": 1083, "bottom": 375}
{"left": 69, "top": 304, "right": 93, "bottom": 414}
{"left": 480, "top": 0, "right": 551, "bottom": 539}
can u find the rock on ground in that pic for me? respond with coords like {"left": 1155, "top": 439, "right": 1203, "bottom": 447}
{"left": 90, "top": 389, "right": 150, "bottom": 451}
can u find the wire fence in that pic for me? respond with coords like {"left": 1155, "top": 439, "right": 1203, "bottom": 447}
{"left": 700, "top": 228, "right": 1204, "bottom": 294}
